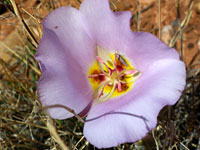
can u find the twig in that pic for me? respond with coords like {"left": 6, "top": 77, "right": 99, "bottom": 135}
{"left": 0, "top": 42, "right": 41, "bottom": 75}
{"left": 152, "top": 129, "right": 159, "bottom": 150}
{"left": 79, "top": 140, "right": 89, "bottom": 150}
{"left": 136, "top": 0, "right": 141, "bottom": 31}
{"left": 169, "top": 0, "right": 194, "bottom": 47}
{"left": 158, "top": 0, "right": 161, "bottom": 39}
{"left": 176, "top": 0, "right": 184, "bottom": 60}
{"left": 180, "top": 142, "right": 190, "bottom": 150}
{"left": 42, "top": 104, "right": 85, "bottom": 123}
{"left": 9, "top": 0, "right": 38, "bottom": 47}
{"left": 188, "top": 51, "right": 200, "bottom": 68}
{"left": 47, "top": 118, "right": 69, "bottom": 150}
{"left": 159, "top": 123, "right": 190, "bottom": 150}
{"left": 73, "top": 136, "right": 85, "bottom": 150}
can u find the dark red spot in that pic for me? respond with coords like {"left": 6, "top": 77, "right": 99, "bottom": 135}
{"left": 116, "top": 65, "right": 124, "bottom": 72}
{"left": 116, "top": 59, "right": 125, "bottom": 67}
{"left": 115, "top": 83, "right": 129, "bottom": 92}
{"left": 91, "top": 70, "right": 105, "bottom": 82}
{"left": 121, "top": 83, "right": 129, "bottom": 92}
{"left": 116, "top": 59, "right": 125, "bottom": 72}
{"left": 120, "top": 75, "right": 125, "bottom": 80}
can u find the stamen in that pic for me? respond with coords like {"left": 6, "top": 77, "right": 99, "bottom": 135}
{"left": 98, "top": 82, "right": 109, "bottom": 98}
{"left": 99, "top": 83, "right": 116, "bottom": 102}
{"left": 96, "top": 56, "right": 104, "bottom": 64}
{"left": 132, "top": 70, "right": 141, "bottom": 77}
{"left": 114, "top": 52, "right": 117, "bottom": 67}
{"left": 92, "top": 81, "right": 109, "bottom": 100}
{"left": 117, "top": 81, "right": 122, "bottom": 92}
{"left": 124, "top": 70, "right": 136, "bottom": 75}
{"left": 118, "top": 80, "right": 127, "bottom": 84}
{"left": 118, "top": 70, "right": 140, "bottom": 79}
{"left": 88, "top": 74, "right": 104, "bottom": 78}
{"left": 96, "top": 56, "right": 111, "bottom": 73}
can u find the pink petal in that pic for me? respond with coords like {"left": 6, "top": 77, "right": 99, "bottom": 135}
{"left": 80, "top": 0, "right": 132, "bottom": 51}
{"left": 36, "top": 7, "right": 95, "bottom": 119}
{"left": 83, "top": 59, "right": 186, "bottom": 148}
{"left": 124, "top": 32, "right": 180, "bottom": 71}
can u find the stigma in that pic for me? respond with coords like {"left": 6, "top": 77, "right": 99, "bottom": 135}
{"left": 88, "top": 46, "right": 141, "bottom": 103}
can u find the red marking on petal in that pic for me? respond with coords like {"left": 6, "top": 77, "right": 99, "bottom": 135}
{"left": 88, "top": 73, "right": 104, "bottom": 78}
{"left": 88, "top": 74, "right": 99, "bottom": 78}
{"left": 116, "top": 58, "right": 124, "bottom": 67}
{"left": 90, "top": 70, "right": 105, "bottom": 82}
{"left": 116, "top": 65, "right": 124, "bottom": 72}
{"left": 121, "top": 83, "right": 129, "bottom": 91}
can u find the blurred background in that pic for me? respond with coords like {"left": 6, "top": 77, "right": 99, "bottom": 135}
{"left": 0, "top": 0, "right": 200, "bottom": 149}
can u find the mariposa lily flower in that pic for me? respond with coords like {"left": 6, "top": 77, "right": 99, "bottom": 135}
{"left": 36, "top": 0, "right": 186, "bottom": 148}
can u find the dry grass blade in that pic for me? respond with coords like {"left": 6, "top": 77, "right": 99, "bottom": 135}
{"left": 0, "top": 42, "right": 41, "bottom": 75}
{"left": 152, "top": 129, "right": 160, "bottom": 150}
{"left": 169, "top": 0, "right": 194, "bottom": 47}
{"left": 47, "top": 119, "right": 69, "bottom": 150}
{"left": 42, "top": 104, "right": 85, "bottom": 123}
{"left": 73, "top": 136, "right": 85, "bottom": 150}
{"left": 9, "top": 0, "right": 38, "bottom": 47}
{"left": 158, "top": 0, "right": 161, "bottom": 39}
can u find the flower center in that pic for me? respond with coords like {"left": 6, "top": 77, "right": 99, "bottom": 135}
{"left": 88, "top": 46, "right": 141, "bottom": 103}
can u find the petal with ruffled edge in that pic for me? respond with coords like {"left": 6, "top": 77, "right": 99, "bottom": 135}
{"left": 36, "top": 7, "right": 95, "bottom": 119}
{"left": 80, "top": 0, "right": 179, "bottom": 68}
{"left": 84, "top": 59, "right": 186, "bottom": 148}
